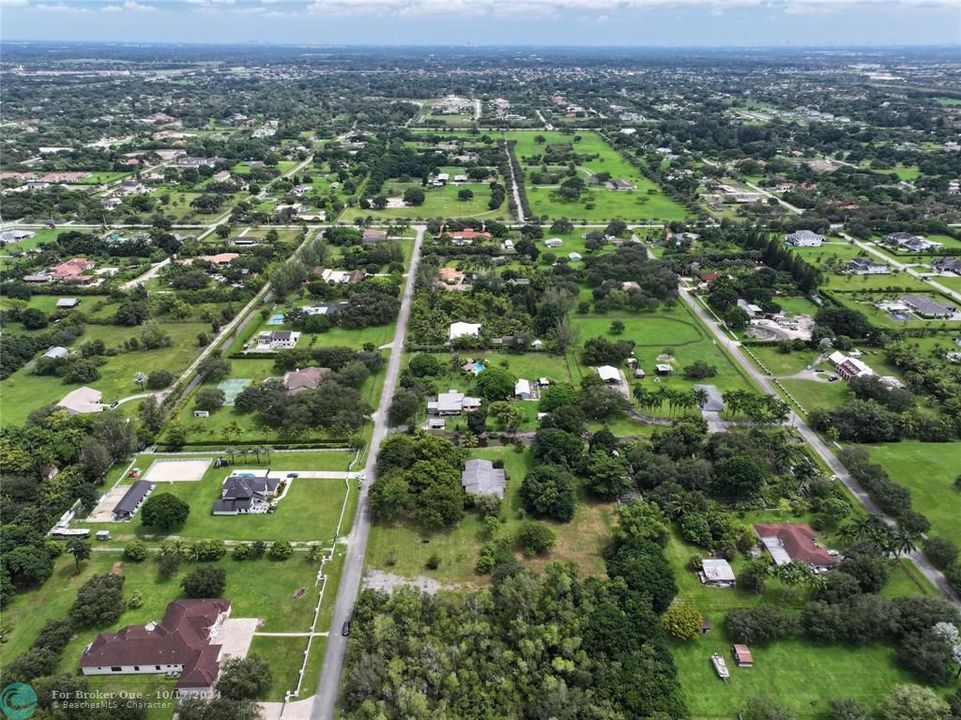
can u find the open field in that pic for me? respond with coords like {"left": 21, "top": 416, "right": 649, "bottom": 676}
{"left": 864, "top": 442, "right": 961, "bottom": 547}
{"left": 365, "top": 446, "right": 615, "bottom": 584}
{"left": 339, "top": 181, "right": 507, "bottom": 222}
{"left": 506, "top": 130, "right": 689, "bottom": 221}
{"left": 0, "top": 321, "right": 208, "bottom": 427}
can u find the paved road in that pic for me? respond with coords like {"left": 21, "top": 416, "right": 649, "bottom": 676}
{"left": 838, "top": 230, "right": 961, "bottom": 306}
{"left": 743, "top": 180, "right": 805, "bottom": 215}
{"left": 121, "top": 256, "right": 172, "bottom": 290}
{"left": 502, "top": 141, "right": 526, "bottom": 223}
{"left": 310, "top": 225, "right": 426, "bottom": 720}
{"left": 678, "top": 285, "right": 959, "bottom": 603}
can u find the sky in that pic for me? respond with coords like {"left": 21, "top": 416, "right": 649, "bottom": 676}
{"left": 0, "top": 0, "right": 958, "bottom": 47}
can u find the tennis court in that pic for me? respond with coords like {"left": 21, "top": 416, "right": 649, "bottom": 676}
{"left": 142, "top": 457, "right": 212, "bottom": 483}
{"left": 217, "top": 378, "right": 253, "bottom": 406}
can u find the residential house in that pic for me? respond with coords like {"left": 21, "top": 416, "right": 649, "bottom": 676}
{"left": 934, "top": 258, "right": 961, "bottom": 275}
{"left": 845, "top": 258, "right": 889, "bottom": 275}
{"left": 754, "top": 522, "right": 840, "bottom": 571}
{"left": 57, "top": 387, "right": 103, "bottom": 415}
{"left": 230, "top": 236, "right": 261, "bottom": 247}
{"left": 438, "top": 267, "right": 466, "bottom": 286}
{"left": 444, "top": 228, "right": 492, "bottom": 246}
{"left": 282, "top": 367, "right": 329, "bottom": 396}
{"left": 113, "top": 481, "right": 155, "bottom": 521}
{"left": 56, "top": 297, "right": 81, "bottom": 308}
{"left": 886, "top": 232, "right": 942, "bottom": 253}
{"left": 43, "top": 346, "right": 69, "bottom": 360}
{"left": 362, "top": 229, "right": 387, "bottom": 246}
{"left": 212, "top": 474, "right": 280, "bottom": 515}
{"left": 80, "top": 599, "right": 231, "bottom": 696}
{"left": 828, "top": 351, "right": 875, "bottom": 380}
{"left": 902, "top": 294, "right": 955, "bottom": 319}
{"left": 785, "top": 230, "right": 825, "bottom": 247}
{"left": 544, "top": 238, "right": 563, "bottom": 249}
{"left": 700, "top": 558, "right": 736, "bottom": 587}
{"left": 200, "top": 253, "right": 239, "bottom": 266}
{"left": 427, "top": 390, "right": 482, "bottom": 416}
{"left": 461, "top": 459, "right": 507, "bottom": 499}
{"left": 0, "top": 229, "right": 35, "bottom": 245}
{"left": 596, "top": 365, "right": 621, "bottom": 385}
{"left": 52, "top": 258, "right": 96, "bottom": 284}
{"left": 655, "top": 363, "right": 673, "bottom": 376}
{"left": 568, "top": 252, "right": 583, "bottom": 262}
{"left": 737, "top": 299, "right": 763, "bottom": 318}
{"left": 255, "top": 331, "right": 300, "bottom": 350}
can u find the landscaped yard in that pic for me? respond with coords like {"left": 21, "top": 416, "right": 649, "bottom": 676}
{"left": 339, "top": 180, "right": 507, "bottom": 222}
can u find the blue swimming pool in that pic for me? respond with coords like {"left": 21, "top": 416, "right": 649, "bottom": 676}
{"left": 267, "top": 313, "right": 285, "bottom": 325}
{"left": 473, "top": 362, "right": 486, "bottom": 373}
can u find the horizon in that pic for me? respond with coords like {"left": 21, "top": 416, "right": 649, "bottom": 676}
{"left": 1, "top": 0, "right": 959, "bottom": 48}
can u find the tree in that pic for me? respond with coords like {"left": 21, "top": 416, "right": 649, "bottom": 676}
{"left": 876, "top": 684, "right": 950, "bottom": 720}
{"left": 388, "top": 389, "right": 420, "bottom": 427}
{"left": 178, "top": 697, "right": 264, "bottom": 720}
{"left": 80, "top": 438, "right": 113, "bottom": 481}
{"left": 403, "top": 187, "right": 425, "bottom": 206}
{"left": 604, "top": 537, "right": 678, "bottom": 613}
{"left": 515, "top": 521, "right": 555, "bottom": 557}
{"left": 475, "top": 366, "right": 515, "bottom": 401}
{"left": 583, "top": 450, "right": 632, "bottom": 499}
{"left": 134, "top": 371, "right": 148, "bottom": 390}
{"left": 369, "top": 469, "right": 411, "bottom": 522}
{"left": 610, "top": 320, "right": 625, "bottom": 335}
{"left": 123, "top": 539, "right": 148, "bottom": 562}
{"left": 67, "top": 540, "right": 91, "bottom": 571}
{"left": 5, "top": 546, "right": 53, "bottom": 588}
{"left": 713, "top": 454, "right": 767, "bottom": 501}
{"left": 63, "top": 357, "right": 100, "bottom": 383}
{"left": 743, "top": 696, "right": 797, "bottom": 720}
{"left": 662, "top": 603, "right": 703, "bottom": 640}
{"left": 181, "top": 566, "right": 226, "bottom": 598}
{"left": 70, "top": 574, "right": 125, "bottom": 627}
{"left": 195, "top": 388, "right": 226, "bottom": 413}
{"left": 683, "top": 360, "right": 717, "bottom": 380}
{"left": 408, "top": 353, "right": 442, "bottom": 377}
{"left": 147, "top": 369, "right": 174, "bottom": 389}
{"left": 519, "top": 465, "right": 577, "bottom": 521}
{"left": 268, "top": 541, "right": 293, "bottom": 561}
{"left": 141, "top": 492, "right": 190, "bottom": 531}
{"left": 826, "top": 699, "right": 870, "bottom": 720}
{"left": 489, "top": 401, "right": 523, "bottom": 431}
{"left": 614, "top": 501, "right": 669, "bottom": 546}
{"left": 21, "top": 307, "right": 48, "bottom": 329}
{"left": 539, "top": 383, "right": 578, "bottom": 412}
{"left": 924, "top": 537, "right": 959, "bottom": 571}
{"left": 217, "top": 654, "right": 273, "bottom": 701}
{"left": 457, "top": 188, "right": 474, "bottom": 201}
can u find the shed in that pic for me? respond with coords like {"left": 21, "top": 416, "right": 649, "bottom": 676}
{"left": 700, "top": 558, "right": 736, "bottom": 587}
{"left": 113, "top": 481, "right": 155, "bottom": 521}
{"left": 732, "top": 644, "right": 754, "bottom": 668}
{"left": 56, "top": 297, "right": 81, "bottom": 308}
{"left": 655, "top": 364, "right": 673, "bottom": 376}
{"left": 515, "top": 378, "right": 532, "bottom": 400}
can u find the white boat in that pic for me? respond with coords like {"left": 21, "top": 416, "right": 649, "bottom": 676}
{"left": 711, "top": 653, "right": 730, "bottom": 680}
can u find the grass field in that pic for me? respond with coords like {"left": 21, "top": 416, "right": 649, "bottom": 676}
{"left": 864, "top": 442, "right": 961, "bottom": 546}
{"left": 503, "top": 130, "right": 689, "bottom": 222}
{"left": 339, "top": 181, "right": 507, "bottom": 222}
{"left": 365, "top": 446, "right": 615, "bottom": 585}
{"left": 0, "top": 321, "right": 208, "bottom": 427}
{"left": 82, "top": 460, "right": 352, "bottom": 543}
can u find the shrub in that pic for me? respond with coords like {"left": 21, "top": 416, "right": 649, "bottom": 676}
{"left": 516, "top": 522, "right": 555, "bottom": 557}
{"left": 726, "top": 606, "right": 797, "bottom": 645}
{"left": 70, "top": 574, "right": 125, "bottom": 628}
{"left": 425, "top": 554, "right": 441, "bottom": 570}
{"left": 923, "top": 537, "right": 959, "bottom": 571}
{"left": 662, "top": 603, "right": 703, "bottom": 640}
{"left": 268, "top": 541, "right": 293, "bottom": 561}
{"left": 141, "top": 493, "right": 190, "bottom": 531}
{"left": 123, "top": 540, "right": 148, "bottom": 562}
{"left": 181, "top": 566, "right": 226, "bottom": 598}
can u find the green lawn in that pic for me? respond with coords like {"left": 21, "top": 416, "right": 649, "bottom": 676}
{"left": 83, "top": 463, "right": 351, "bottom": 544}
{"left": 0, "top": 321, "right": 208, "bottom": 427}
{"left": 864, "top": 442, "right": 961, "bottom": 547}
{"left": 505, "top": 130, "right": 688, "bottom": 222}
{"left": 248, "top": 635, "right": 310, "bottom": 700}
{"left": 339, "top": 181, "right": 507, "bottom": 222}
{"left": 747, "top": 346, "right": 821, "bottom": 377}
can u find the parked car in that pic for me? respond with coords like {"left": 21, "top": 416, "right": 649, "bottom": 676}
{"left": 342, "top": 621, "right": 351, "bottom": 637}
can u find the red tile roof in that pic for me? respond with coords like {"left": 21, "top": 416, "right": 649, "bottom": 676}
{"left": 443, "top": 228, "right": 492, "bottom": 241}
{"left": 754, "top": 523, "right": 839, "bottom": 568}
{"left": 81, "top": 599, "right": 229, "bottom": 690}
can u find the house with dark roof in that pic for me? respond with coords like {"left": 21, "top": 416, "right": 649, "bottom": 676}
{"left": 81, "top": 599, "right": 230, "bottom": 696}
{"left": 113, "top": 481, "right": 155, "bottom": 521}
{"left": 845, "top": 258, "right": 889, "bottom": 275}
{"left": 211, "top": 474, "right": 280, "bottom": 515}
{"left": 785, "top": 230, "right": 824, "bottom": 247}
{"left": 754, "top": 523, "right": 839, "bottom": 571}
{"left": 934, "top": 258, "right": 961, "bottom": 275}
{"left": 902, "top": 294, "right": 955, "bottom": 319}
{"left": 461, "top": 459, "right": 506, "bottom": 499}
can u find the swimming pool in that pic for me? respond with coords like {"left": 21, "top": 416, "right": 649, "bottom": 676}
{"left": 472, "top": 362, "right": 486, "bottom": 374}
{"left": 267, "top": 313, "right": 285, "bottom": 325}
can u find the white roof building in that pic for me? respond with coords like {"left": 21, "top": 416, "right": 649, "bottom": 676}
{"left": 57, "top": 387, "right": 103, "bottom": 415}
{"left": 701, "top": 558, "right": 736, "bottom": 585}
{"left": 43, "top": 346, "right": 69, "bottom": 359}
{"left": 596, "top": 365, "right": 621, "bottom": 383}
{"left": 449, "top": 321, "right": 481, "bottom": 341}
{"left": 515, "top": 378, "right": 532, "bottom": 398}
{"left": 544, "top": 238, "right": 563, "bottom": 248}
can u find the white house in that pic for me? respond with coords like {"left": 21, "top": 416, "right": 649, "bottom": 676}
{"left": 568, "top": 252, "right": 582, "bottom": 262}
{"left": 596, "top": 365, "right": 621, "bottom": 384}
{"left": 449, "top": 321, "right": 481, "bottom": 342}
{"left": 544, "top": 238, "right": 563, "bottom": 248}
{"left": 256, "top": 330, "right": 300, "bottom": 350}
{"left": 57, "top": 387, "right": 103, "bottom": 415}
{"left": 700, "top": 558, "right": 736, "bottom": 587}
{"left": 785, "top": 230, "right": 825, "bottom": 247}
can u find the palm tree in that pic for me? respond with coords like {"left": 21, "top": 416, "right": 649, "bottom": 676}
{"left": 693, "top": 387, "right": 708, "bottom": 409}
{"left": 891, "top": 530, "right": 917, "bottom": 559}
{"left": 134, "top": 372, "right": 148, "bottom": 391}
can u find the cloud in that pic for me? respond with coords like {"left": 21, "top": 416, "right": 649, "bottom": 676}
{"left": 0, "top": 0, "right": 31, "bottom": 7}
